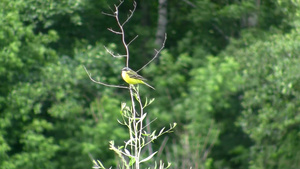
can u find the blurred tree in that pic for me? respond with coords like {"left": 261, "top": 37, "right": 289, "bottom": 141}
{"left": 0, "top": 42, "right": 128, "bottom": 168}
{"left": 238, "top": 30, "right": 300, "bottom": 169}
{"left": 1, "top": 0, "right": 300, "bottom": 168}
{"left": 0, "top": 0, "right": 127, "bottom": 168}
{"left": 155, "top": 0, "right": 168, "bottom": 48}
{"left": 220, "top": 27, "right": 300, "bottom": 168}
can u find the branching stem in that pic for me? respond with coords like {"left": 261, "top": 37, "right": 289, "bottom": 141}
{"left": 83, "top": 66, "right": 128, "bottom": 89}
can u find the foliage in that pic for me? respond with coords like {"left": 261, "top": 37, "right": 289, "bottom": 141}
{"left": 1, "top": 0, "right": 300, "bottom": 169}
{"left": 224, "top": 29, "right": 300, "bottom": 169}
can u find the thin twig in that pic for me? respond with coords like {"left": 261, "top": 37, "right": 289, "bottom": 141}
{"left": 202, "top": 132, "right": 218, "bottom": 161}
{"left": 182, "top": 0, "right": 196, "bottom": 8}
{"left": 212, "top": 23, "right": 229, "bottom": 41}
{"left": 104, "top": 46, "right": 127, "bottom": 58}
{"left": 136, "top": 33, "right": 167, "bottom": 72}
{"left": 127, "top": 35, "right": 139, "bottom": 46}
{"left": 112, "top": 2, "right": 129, "bottom": 66}
{"left": 157, "top": 136, "right": 169, "bottom": 158}
{"left": 141, "top": 117, "right": 157, "bottom": 131}
{"left": 83, "top": 66, "right": 129, "bottom": 89}
{"left": 199, "top": 121, "right": 213, "bottom": 159}
{"left": 107, "top": 28, "right": 122, "bottom": 34}
{"left": 101, "top": 12, "right": 115, "bottom": 17}
{"left": 146, "top": 117, "right": 153, "bottom": 155}
{"left": 103, "top": 0, "right": 138, "bottom": 67}
{"left": 122, "top": 1, "right": 137, "bottom": 27}
{"left": 115, "top": 0, "right": 124, "bottom": 9}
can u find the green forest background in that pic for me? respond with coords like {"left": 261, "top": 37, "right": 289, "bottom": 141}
{"left": 1, "top": 0, "right": 300, "bottom": 168}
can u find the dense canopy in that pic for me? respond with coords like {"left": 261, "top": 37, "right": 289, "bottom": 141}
{"left": 1, "top": 0, "right": 299, "bottom": 169}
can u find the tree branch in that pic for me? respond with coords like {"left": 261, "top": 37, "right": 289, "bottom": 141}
{"left": 122, "top": 1, "right": 137, "bottom": 27}
{"left": 104, "top": 0, "right": 138, "bottom": 67}
{"left": 136, "top": 33, "right": 167, "bottom": 72}
{"left": 83, "top": 66, "right": 128, "bottom": 89}
{"left": 182, "top": 0, "right": 196, "bottom": 8}
{"left": 107, "top": 28, "right": 122, "bottom": 34}
{"left": 212, "top": 23, "right": 229, "bottom": 41}
{"left": 127, "top": 35, "right": 139, "bottom": 46}
{"left": 101, "top": 12, "right": 115, "bottom": 17}
{"left": 104, "top": 46, "right": 127, "bottom": 58}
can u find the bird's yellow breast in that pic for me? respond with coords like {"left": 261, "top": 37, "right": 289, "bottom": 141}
{"left": 122, "top": 71, "right": 144, "bottom": 84}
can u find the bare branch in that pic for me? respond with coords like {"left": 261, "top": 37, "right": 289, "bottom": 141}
{"left": 212, "top": 23, "right": 229, "bottom": 41}
{"left": 127, "top": 35, "right": 139, "bottom": 46}
{"left": 113, "top": 1, "right": 129, "bottom": 66}
{"left": 182, "top": 0, "right": 196, "bottom": 8}
{"left": 104, "top": 46, "right": 127, "bottom": 58}
{"left": 83, "top": 66, "right": 129, "bottom": 89}
{"left": 141, "top": 117, "right": 157, "bottom": 131}
{"left": 103, "top": 1, "right": 138, "bottom": 67}
{"left": 157, "top": 136, "right": 169, "bottom": 158}
{"left": 202, "top": 133, "right": 218, "bottom": 161}
{"left": 115, "top": 0, "right": 124, "bottom": 9}
{"left": 101, "top": 12, "right": 115, "bottom": 17}
{"left": 107, "top": 28, "right": 122, "bottom": 34}
{"left": 122, "top": 1, "right": 137, "bottom": 27}
{"left": 146, "top": 117, "right": 153, "bottom": 155}
{"left": 136, "top": 33, "right": 167, "bottom": 72}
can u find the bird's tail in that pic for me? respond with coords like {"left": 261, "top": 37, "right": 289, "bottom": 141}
{"left": 143, "top": 82, "right": 155, "bottom": 90}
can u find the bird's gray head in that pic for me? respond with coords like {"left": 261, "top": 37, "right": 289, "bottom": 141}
{"left": 122, "top": 67, "right": 130, "bottom": 71}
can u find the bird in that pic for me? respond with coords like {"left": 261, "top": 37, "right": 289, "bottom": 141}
{"left": 121, "top": 67, "right": 155, "bottom": 90}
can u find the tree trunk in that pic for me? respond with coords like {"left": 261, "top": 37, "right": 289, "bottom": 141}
{"left": 241, "top": 0, "right": 260, "bottom": 28}
{"left": 155, "top": 0, "right": 168, "bottom": 48}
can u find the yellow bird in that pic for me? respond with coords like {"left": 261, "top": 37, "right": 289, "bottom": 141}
{"left": 121, "top": 67, "right": 155, "bottom": 90}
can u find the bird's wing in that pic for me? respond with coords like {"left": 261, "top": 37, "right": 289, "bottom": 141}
{"left": 127, "top": 71, "right": 147, "bottom": 81}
